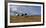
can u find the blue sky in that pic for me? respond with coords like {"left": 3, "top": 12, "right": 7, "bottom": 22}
{"left": 10, "top": 5, "right": 41, "bottom": 16}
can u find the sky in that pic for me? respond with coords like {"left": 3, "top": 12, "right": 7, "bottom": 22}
{"left": 10, "top": 5, "right": 41, "bottom": 16}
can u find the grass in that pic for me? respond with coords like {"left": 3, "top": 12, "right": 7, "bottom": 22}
{"left": 10, "top": 16, "right": 41, "bottom": 23}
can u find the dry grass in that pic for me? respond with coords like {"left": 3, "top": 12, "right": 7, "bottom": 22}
{"left": 10, "top": 16, "right": 41, "bottom": 23}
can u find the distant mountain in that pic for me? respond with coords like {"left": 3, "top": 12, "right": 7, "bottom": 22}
{"left": 30, "top": 14, "right": 41, "bottom": 16}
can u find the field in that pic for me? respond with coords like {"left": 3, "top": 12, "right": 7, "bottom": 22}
{"left": 10, "top": 16, "right": 41, "bottom": 23}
